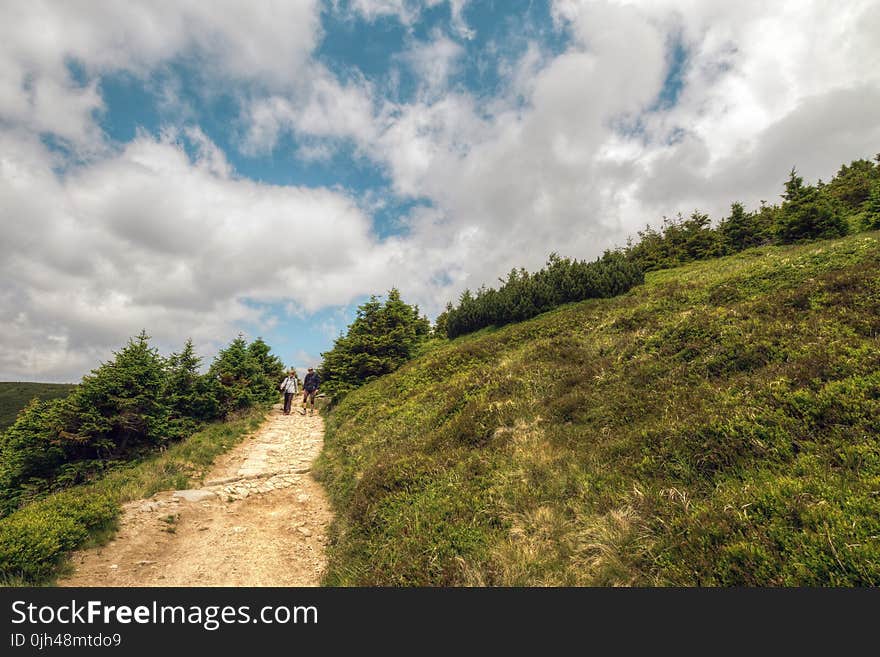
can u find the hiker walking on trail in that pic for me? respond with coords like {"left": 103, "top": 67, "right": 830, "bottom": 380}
{"left": 301, "top": 367, "right": 320, "bottom": 416}
{"left": 279, "top": 368, "right": 299, "bottom": 415}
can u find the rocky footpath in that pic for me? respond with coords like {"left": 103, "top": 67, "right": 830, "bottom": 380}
{"left": 59, "top": 407, "right": 332, "bottom": 587}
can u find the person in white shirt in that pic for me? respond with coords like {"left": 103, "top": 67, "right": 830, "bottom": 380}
{"left": 279, "top": 369, "right": 299, "bottom": 415}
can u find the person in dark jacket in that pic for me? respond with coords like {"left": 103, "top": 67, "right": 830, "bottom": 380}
{"left": 301, "top": 367, "right": 320, "bottom": 416}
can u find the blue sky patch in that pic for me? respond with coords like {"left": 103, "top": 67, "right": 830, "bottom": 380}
{"left": 654, "top": 36, "right": 689, "bottom": 110}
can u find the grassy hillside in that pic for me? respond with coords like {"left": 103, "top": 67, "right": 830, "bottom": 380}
{"left": 0, "top": 383, "right": 77, "bottom": 432}
{"left": 315, "top": 231, "right": 880, "bottom": 585}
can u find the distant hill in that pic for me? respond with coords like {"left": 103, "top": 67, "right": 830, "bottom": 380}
{"left": 316, "top": 231, "right": 880, "bottom": 585}
{"left": 0, "top": 383, "right": 77, "bottom": 432}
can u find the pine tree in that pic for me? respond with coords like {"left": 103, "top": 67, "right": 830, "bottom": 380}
{"left": 209, "top": 334, "right": 262, "bottom": 416}
{"left": 680, "top": 211, "right": 724, "bottom": 261}
{"left": 165, "top": 338, "right": 217, "bottom": 437}
{"left": 825, "top": 158, "right": 879, "bottom": 212}
{"left": 247, "top": 337, "right": 286, "bottom": 403}
{"left": 320, "top": 289, "right": 430, "bottom": 399}
{"left": 66, "top": 330, "right": 170, "bottom": 457}
{"left": 720, "top": 202, "right": 768, "bottom": 252}
{"left": 443, "top": 251, "right": 643, "bottom": 338}
{"left": 776, "top": 185, "right": 848, "bottom": 243}
{"left": 0, "top": 399, "right": 67, "bottom": 514}
{"left": 864, "top": 182, "right": 880, "bottom": 230}
{"left": 782, "top": 168, "right": 805, "bottom": 202}
{"left": 433, "top": 303, "right": 453, "bottom": 338}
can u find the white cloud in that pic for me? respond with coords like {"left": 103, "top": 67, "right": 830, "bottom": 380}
{"left": 240, "top": 23, "right": 468, "bottom": 155}
{"left": 445, "top": 0, "right": 475, "bottom": 40}
{"left": 0, "top": 0, "right": 321, "bottom": 148}
{"left": 355, "top": 0, "right": 880, "bottom": 313}
{"left": 239, "top": 3, "right": 675, "bottom": 302}
{"left": 401, "top": 30, "right": 465, "bottom": 99}
{"left": 620, "top": 1, "right": 880, "bottom": 218}
{"left": 291, "top": 349, "right": 322, "bottom": 374}
{"left": 343, "top": 0, "right": 475, "bottom": 41}
{"left": 2, "top": 0, "right": 879, "bottom": 382}
{"left": 348, "top": 0, "right": 417, "bottom": 23}
{"left": 385, "top": 0, "right": 880, "bottom": 297}
{"left": 346, "top": 0, "right": 470, "bottom": 27}
{"left": 0, "top": 128, "right": 403, "bottom": 381}
{"left": 242, "top": 68, "right": 380, "bottom": 155}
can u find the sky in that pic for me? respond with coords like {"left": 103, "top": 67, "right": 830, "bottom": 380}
{"left": 1, "top": 0, "right": 879, "bottom": 382}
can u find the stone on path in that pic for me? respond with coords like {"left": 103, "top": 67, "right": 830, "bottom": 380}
{"left": 172, "top": 489, "right": 217, "bottom": 503}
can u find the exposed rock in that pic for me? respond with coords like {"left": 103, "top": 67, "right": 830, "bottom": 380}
{"left": 173, "top": 489, "right": 217, "bottom": 503}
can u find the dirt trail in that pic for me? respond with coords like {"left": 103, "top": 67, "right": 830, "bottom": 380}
{"left": 59, "top": 406, "right": 332, "bottom": 587}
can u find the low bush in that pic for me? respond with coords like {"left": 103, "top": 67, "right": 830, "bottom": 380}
{"left": 0, "top": 490, "right": 118, "bottom": 583}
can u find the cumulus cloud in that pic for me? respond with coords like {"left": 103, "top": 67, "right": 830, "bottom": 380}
{"left": 445, "top": 0, "right": 475, "bottom": 40}
{"left": 401, "top": 30, "right": 465, "bottom": 99}
{"left": 2, "top": 0, "right": 879, "bottom": 382}
{"left": 374, "top": 0, "right": 880, "bottom": 290}
{"left": 570, "top": 0, "right": 880, "bottom": 218}
{"left": 355, "top": 0, "right": 879, "bottom": 308}
{"left": 0, "top": 125, "right": 466, "bottom": 381}
{"left": 0, "top": 128, "right": 392, "bottom": 380}
{"left": 346, "top": 0, "right": 472, "bottom": 32}
{"left": 242, "top": 68, "right": 381, "bottom": 155}
{"left": 0, "top": 0, "right": 321, "bottom": 150}
{"left": 347, "top": 0, "right": 417, "bottom": 23}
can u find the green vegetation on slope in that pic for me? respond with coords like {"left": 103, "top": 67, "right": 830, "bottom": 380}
{"left": 0, "top": 332, "right": 284, "bottom": 515}
{"left": 0, "top": 409, "right": 265, "bottom": 585}
{"left": 438, "top": 156, "right": 880, "bottom": 340}
{"left": 315, "top": 232, "right": 880, "bottom": 585}
{"left": 0, "top": 383, "right": 76, "bottom": 433}
{"left": 438, "top": 251, "right": 644, "bottom": 339}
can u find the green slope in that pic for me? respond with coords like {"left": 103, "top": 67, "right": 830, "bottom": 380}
{"left": 316, "top": 232, "right": 880, "bottom": 585}
{"left": 0, "top": 383, "right": 77, "bottom": 433}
